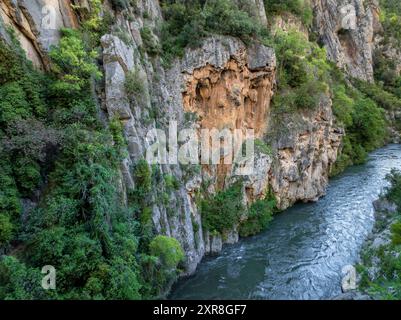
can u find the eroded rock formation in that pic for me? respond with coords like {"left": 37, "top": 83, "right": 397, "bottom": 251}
{"left": 0, "top": 0, "right": 372, "bottom": 275}
{"left": 312, "top": 0, "right": 381, "bottom": 82}
{"left": 0, "top": 0, "right": 79, "bottom": 69}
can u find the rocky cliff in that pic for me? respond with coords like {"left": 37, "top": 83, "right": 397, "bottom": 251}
{"left": 0, "top": 0, "right": 388, "bottom": 276}
{"left": 312, "top": 0, "right": 381, "bottom": 82}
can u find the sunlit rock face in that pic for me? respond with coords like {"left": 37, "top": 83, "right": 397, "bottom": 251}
{"left": 0, "top": 0, "right": 79, "bottom": 69}
{"left": 312, "top": 0, "right": 381, "bottom": 82}
{"left": 268, "top": 94, "right": 344, "bottom": 210}
{"left": 1, "top": 0, "right": 345, "bottom": 274}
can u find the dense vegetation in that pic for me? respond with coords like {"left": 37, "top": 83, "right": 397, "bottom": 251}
{"left": 200, "top": 181, "right": 276, "bottom": 238}
{"left": 330, "top": 79, "right": 388, "bottom": 175}
{"left": 268, "top": 30, "right": 330, "bottom": 112}
{"left": 358, "top": 170, "right": 401, "bottom": 299}
{"left": 264, "top": 0, "right": 313, "bottom": 26}
{"left": 0, "top": 3, "right": 184, "bottom": 299}
{"left": 374, "top": 0, "right": 401, "bottom": 95}
{"left": 159, "top": 0, "right": 266, "bottom": 65}
{"left": 157, "top": 0, "right": 393, "bottom": 178}
{"left": 265, "top": 27, "right": 388, "bottom": 175}
{"left": 329, "top": 0, "right": 401, "bottom": 173}
{"left": 1, "top": 0, "right": 401, "bottom": 300}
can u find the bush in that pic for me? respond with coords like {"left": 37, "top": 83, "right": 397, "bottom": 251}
{"left": 201, "top": 182, "right": 244, "bottom": 234}
{"left": 125, "top": 68, "right": 145, "bottom": 97}
{"left": 0, "top": 161, "right": 21, "bottom": 221}
{"left": 353, "top": 79, "right": 401, "bottom": 112}
{"left": 239, "top": 195, "right": 276, "bottom": 237}
{"left": 149, "top": 235, "right": 185, "bottom": 269}
{"left": 332, "top": 85, "right": 354, "bottom": 127}
{"left": 0, "top": 256, "right": 45, "bottom": 300}
{"left": 140, "top": 27, "right": 161, "bottom": 56}
{"left": 0, "top": 82, "right": 30, "bottom": 124}
{"left": 133, "top": 160, "right": 152, "bottom": 196}
{"left": 164, "top": 174, "right": 180, "bottom": 190}
{"left": 264, "top": 0, "right": 313, "bottom": 26}
{"left": 105, "top": 257, "right": 142, "bottom": 300}
{"left": 160, "top": 0, "right": 264, "bottom": 65}
{"left": 349, "top": 97, "right": 386, "bottom": 152}
{"left": 49, "top": 28, "right": 101, "bottom": 98}
{"left": 270, "top": 30, "right": 330, "bottom": 111}
{"left": 385, "top": 169, "right": 401, "bottom": 209}
{"left": 391, "top": 222, "right": 401, "bottom": 246}
{"left": 330, "top": 77, "right": 387, "bottom": 175}
{"left": 0, "top": 214, "right": 13, "bottom": 246}
{"left": 255, "top": 139, "right": 272, "bottom": 155}
{"left": 0, "top": 10, "right": 165, "bottom": 300}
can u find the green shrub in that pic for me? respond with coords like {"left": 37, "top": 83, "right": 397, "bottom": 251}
{"left": 164, "top": 174, "right": 180, "bottom": 190}
{"left": 255, "top": 139, "right": 272, "bottom": 155}
{"left": 0, "top": 82, "right": 30, "bottom": 124}
{"left": 0, "top": 161, "right": 21, "bottom": 221}
{"left": 201, "top": 182, "right": 244, "bottom": 234}
{"left": 270, "top": 30, "right": 330, "bottom": 111}
{"left": 49, "top": 28, "right": 101, "bottom": 98}
{"left": 0, "top": 214, "right": 13, "bottom": 246}
{"left": 0, "top": 11, "right": 153, "bottom": 301}
{"left": 149, "top": 235, "right": 185, "bottom": 269}
{"left": 140, "top": 27, "right": 161, "bottom": 56}
{"left": 385, "top": 169, "right": 401, "bottom": 209}
{"left": 133, "top": 160, "right": 152, "bottom": 196}
{"left": 160, "top": 0, "right": 264, "bottom": 65}
{"left": 378, "top": 0, "right": 401, "bottom": 48}
{"left": 353, "top": 79, "right": 401, "bottom": 112}
{"left": 239, "top": 195, "right": 276, "bottom": 237}
{"left": 109, "top": 117, "right": 126, "bottom": 150}
{"left": 264, "top": 0, "right": 313, "bottom": 26}
{"left": 0, "top": 256, "right": 45, "bottom": 300}
{"left": 105, "top": 257, "right": 142, "bottom": 300}
{"left": 125, "top": 68, "right": 145, "bottom": 97}
{"left": 332, "top": 85, "right": 354, "bottom": 127}
{"left": 349, "top": 97, "right": 386, "bottom": 152}
{"left": 330, "top": 78, "right": 387, "bottom": 175}
{"left": 391, "top": 221, "right": 401, "bottom": 246}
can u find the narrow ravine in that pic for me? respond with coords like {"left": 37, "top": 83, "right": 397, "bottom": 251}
{"left": 170, "top": 144, "right": 401, "bottom": 300}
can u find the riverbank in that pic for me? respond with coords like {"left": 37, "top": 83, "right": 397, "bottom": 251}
{"left": 353, "top": 170, "right": 401, "bottom": 300}
{"left": 170, "top": 145, "right": 401, "bottom": 300}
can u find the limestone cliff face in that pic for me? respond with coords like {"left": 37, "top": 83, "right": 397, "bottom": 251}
{"left": 97, "top": 0, "right": 342, "bottom": 272}
{"left": 268, "top": 95, "right": 343, "bottom": 209}
{"left": 101, "top": 29, "right": 277, "bottom": 272}
{"left": 0, "top": 0, "right": 349, "bottom": 274}
{"left": 312, "top": 0, "right": 381, "bottom": 82}
{"left": 181, "top": 40, "right": 276, "bottom": 190}
{"left": 0, "top": 0, "right": 80, "bottom": 69}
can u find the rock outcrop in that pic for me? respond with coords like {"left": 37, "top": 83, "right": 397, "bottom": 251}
{"left": 0, "top": 0, "right": 348, "bottom": 275}
{"left": 0, "top": 0, "right": 79, "bottom": 69}
{"left": 312, "top": 0, "right": 381, "bottom": 82}
{"left": 268, "top": 95, "right": 343, "bottom": 209}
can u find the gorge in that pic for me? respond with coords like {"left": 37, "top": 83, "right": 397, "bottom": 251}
{"left": 1, "top": 0, "right": 401, "bottom": 300}
{"left": 170, "top": 145, "right": 401, "bottom": 299}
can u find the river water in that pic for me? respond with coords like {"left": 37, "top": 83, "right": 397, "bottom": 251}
{"left": 170, "top": 144, "right": 401, "bottom": 300}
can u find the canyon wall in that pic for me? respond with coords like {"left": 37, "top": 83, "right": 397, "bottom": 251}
{"left": 312, "top": 0, "right": 381, "bottom": 82}
{"left": 0, "top": 0, "right": 383, "bottom": 275}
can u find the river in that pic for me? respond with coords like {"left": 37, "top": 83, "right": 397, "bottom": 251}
{"left": 170, "top": 144, "right": 401, "bottom": 300}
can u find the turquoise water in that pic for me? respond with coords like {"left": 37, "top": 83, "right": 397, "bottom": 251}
{"left": 170, "top": 145, "right": 401, "bottom": 300}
